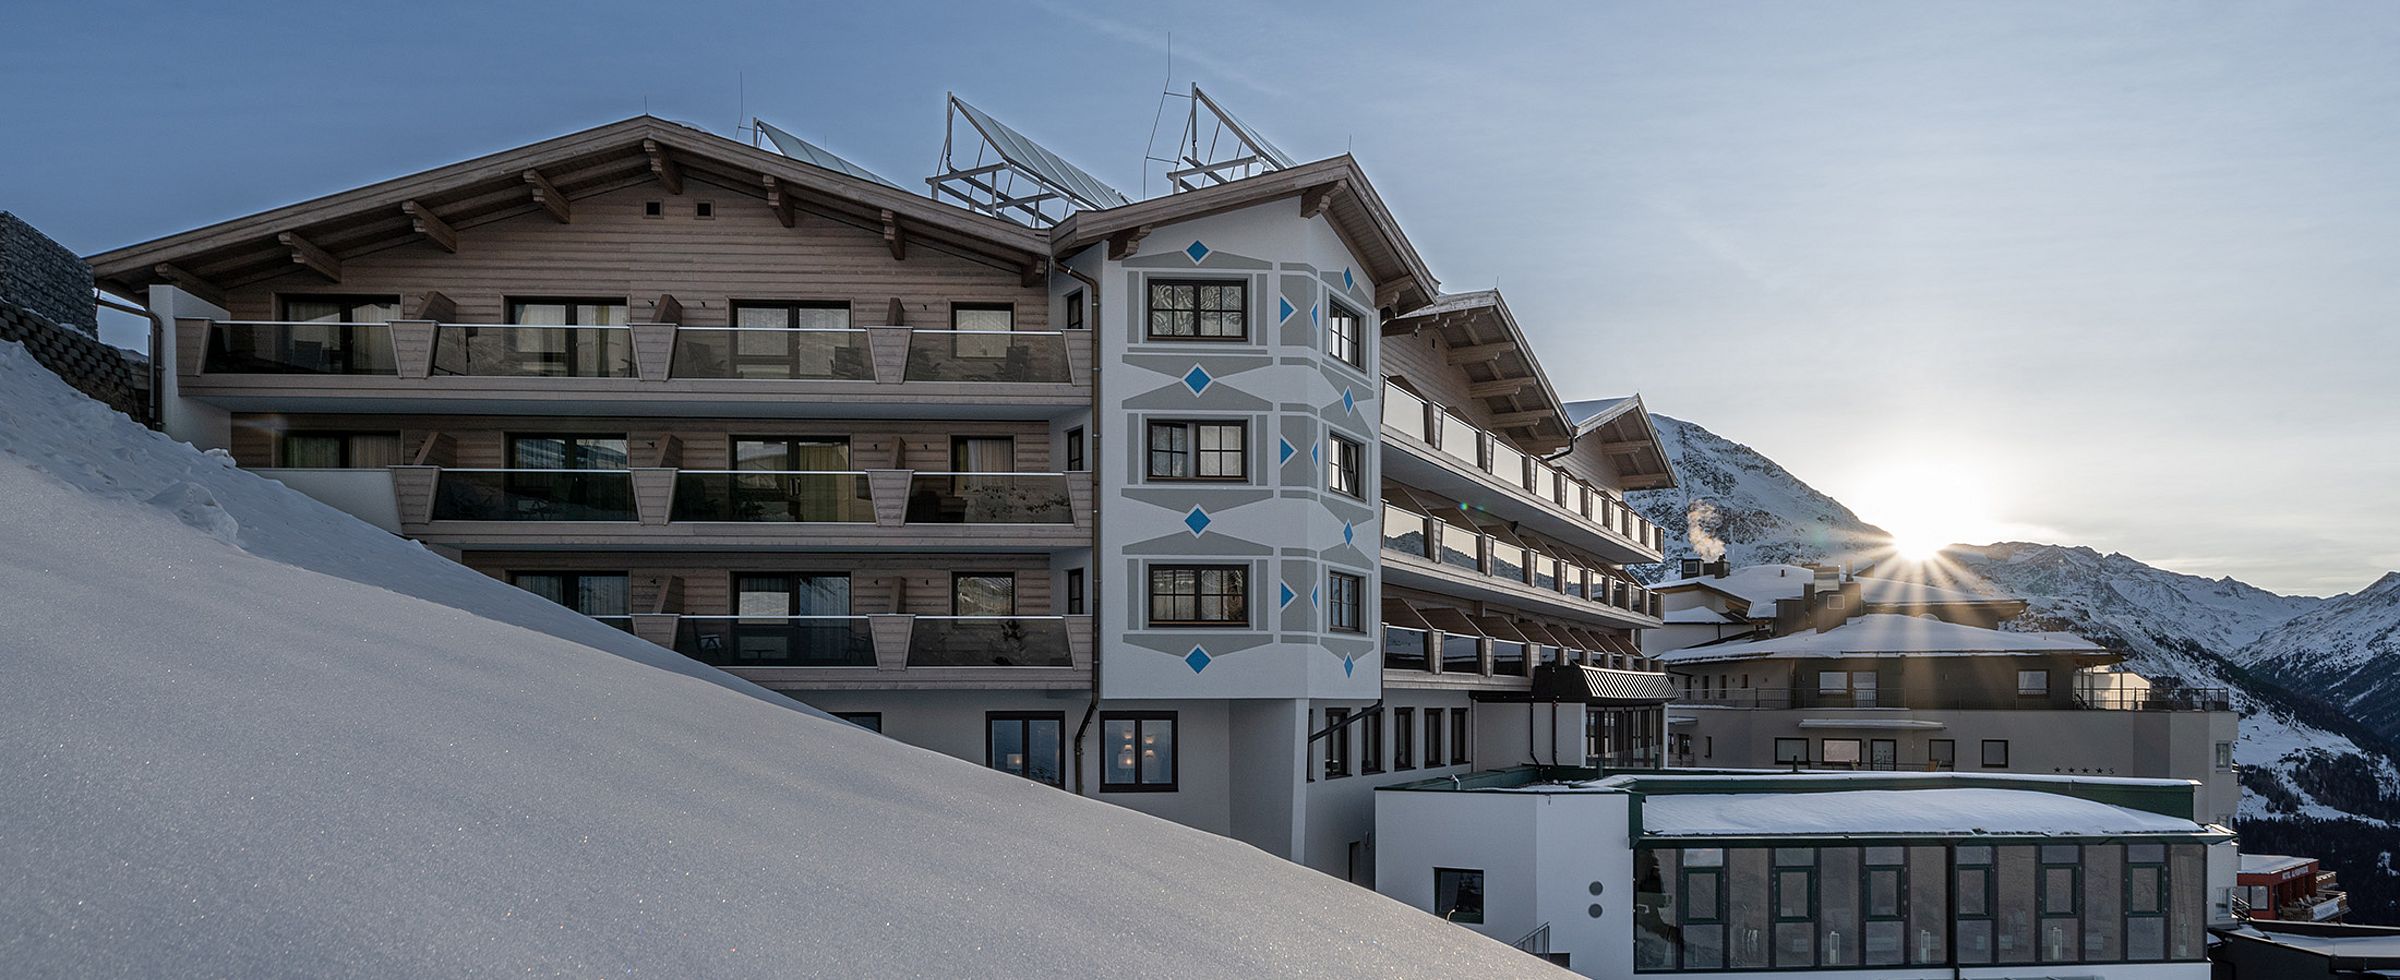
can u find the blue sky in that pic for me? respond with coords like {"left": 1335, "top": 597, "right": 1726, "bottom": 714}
{"left": 5, "top": 0, "right": 2394, "bottom": 595}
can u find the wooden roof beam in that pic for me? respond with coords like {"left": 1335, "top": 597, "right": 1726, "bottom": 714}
{"left": 881, "top": 209, "right": 905, "bottom": 260}
{"left": 523, "top": 169, "right": 571, "bottom": 223}
{"left": 1490, "top": 410, "right": 1561, "bottom": 428}
{"left": 1108, "top": 224, "right": 1152, "bottom": 260}
{"left": 1374, "top": 278, "right": 1410, "bottom": 310}
{"left": 643, "top": 139, "right": 683, "bottom": 195}
{"left": 1468, "top": 378, "right": 1531, "bottom": 398}
{"left": 1445, "top": 341, "right": 1516, "bottom": 365}
{"left": 1300, "top": 179, "right": 1347, "bottom": 220}
{"left": 152, "top": 262, "right": 224, "bottom": 307}
{"left": 761, "top": 175, "right": 796, "bottom": 228}
{"left": 400, "top": 200, "right": 457, "bottom": 252}
{"left": 277, "top": 231, "right": 340, "bottom": 281}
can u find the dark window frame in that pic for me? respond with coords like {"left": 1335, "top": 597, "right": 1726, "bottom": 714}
{"left": 1063, "top": 426, "right": 1085, "bottom": 472}
{"left": 1394, "top": 706, "right": 1416, "bottom": 770}
{"left": 952, "top": 573, "right": 1017, "bottom": 616}
{"left": 1145, "top": 277, "right": 1250, "bottom": 341}
{"left": 509, "top": 570, "right": 631, "bottom": 619}
{"left": 1327, "top": 432, "right": 1365, "bottom": 498}
{"left": 1981, "top": 738, "right": 2011, "bottom": 768}
{"left": 1326, "top": 300, "right": 1365, "bottom": 369}
{"left": 1099, "top": 710, "right": 1180, "bottom": 793}
{"left": 1424, "top": 708, "right": 1445, "bottom": 769}
{"left": 1450, "top": 707, "right": 1471, "bottom": 765}
{"left": 1327, "top": 571, "right": 1365, "bottom": 633}
{"left": 728, "top": 299, "right": 852, "bottom": 329}
{"left": 278, "top": 430, "right": 404, "bottom": 468}
{"left": 1147, "top": 564, "right": 1250, "bottom": 628}
{"left": 1360, "top": 707, "right": 1384, "bottom": 774}
{"left": 1325, "top": 707, "right": 1353, "bottom": 779}
{"left": 278, "top": 293, "right": 403, "bottom": 323}
{"left": 505, "top": 297, "right": 629, "bottom": 326}
{"left": 507, "top": 432, "right": 631, "bottom": 470}
{"left": 1064, "top": 567, "right": 1086, "bottom": 615}
{"left": 1063, "top": 289, "right": 1085, "bottom": 330}
{"left": 832, "top": 712, "right": 882, "bottom": 733}
{"left": 1774, "top": 737, "right": 1810, "bottom": 765}
{"left": 1930, "top": 738, "right": 1957, "bottom": 771}
{"left": 1435, "top": 867, "right": 1486, "bottom": 924}
{"left": 985, "top": 711, "right": 1066, "bottom": 788}
{"left": 1146, "top": 418, "right": 1249, "bottom": 481}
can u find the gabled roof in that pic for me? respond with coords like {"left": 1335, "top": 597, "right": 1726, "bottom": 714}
{"left": 1050, "top": 156, "right": 1437, "bottom": 312}
{"left": 1658, "top": 614, "right": 2113, "bottom": 665}
{"left": 1652, "top": 563, "right": 2026, "bottom": 617}
{"left": 753, "top": 119, "right": 902, "bottom": 189}
{"left": 87, "top": 116, "right": 1048, "bottom": 301}
{"left": 1561, "top": 394, "right": 1677, "bottom": 491}
{"left": 1389, "top": 289, "right": 1574, "bottom": 451}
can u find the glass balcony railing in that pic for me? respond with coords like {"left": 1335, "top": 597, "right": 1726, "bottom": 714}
{"left": 1492, "top": 543, "right": 1530, "bottom": 584}
{"left": 902, "top": 330, "right": 1071, "bottom": 383}
{"left": 1382, "top": 506, "right": 1659, "bottom": 618}
{"left": 1491, "top": 640, "right": 1528, "bottom": 676}
{"left": 903, "top": 473, "right": 1072, "bottom": 524}
{"left": 1384, "top": 625, "right": 1430, "bottom": 672}
{"left": 1386, "top": 385, "right": 1429, "bottom": 442}
{"left": 1437, "top": 411, "right": 1481, "bottom": 468}
{"left": 1381, "top": 380, "right": 1664, "bottom": 554}
{"left": 1383, "top": 505, "right": 1431, "bottom": 557}
{"left": 1441, "top": 634, "right": 1483, "bottom": 673}
{"left": 431, "top": 324, "right": 636, "bottom": 378}
{"left": 672, "top": 616, "right": 876, "bottom": 667}
{"left": 1436, "top": 523, "right": 1482, "bottom": 573}
{"left": 1489, "top": 442, "right": 1527, "bottom": 487}
{"left": 204, "top": 321, "right": 396, "bottom": 375}
{"left": 906, "top": 616, "right": 1073, "bottom": 667}
{"left": 670, "top": 471, "right": 874, "bottom": 523}
{"left": 430, "top": 469, "right": 636, "bottom": 521}
{"left": 669, "top": 328, "right": 874, "bottom": 380}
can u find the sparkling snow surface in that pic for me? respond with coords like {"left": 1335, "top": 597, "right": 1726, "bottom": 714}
{"left": 1640, "top": 787, "right": 2208, "bottom": 838}
{"left": 0, "top": 344, "right": 1559, "bottom": 978}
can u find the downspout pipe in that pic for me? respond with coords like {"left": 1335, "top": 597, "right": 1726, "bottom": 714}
{"left": 1061, "top": 254, "right": 1104, "bottom": 795}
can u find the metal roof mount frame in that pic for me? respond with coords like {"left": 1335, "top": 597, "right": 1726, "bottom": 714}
{"left": 753, "top": 119, "right": 903, "bottom": 189}
{"left": 928, "top": 94, "right": 1130, "bottom": 227}
{"left": 1169, "top": 84, "right": 1297, "bottom": 192}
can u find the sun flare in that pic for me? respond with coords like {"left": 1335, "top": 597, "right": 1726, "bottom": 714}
{"left": 1847, "top": 462, "right": 2001, "bottom": 564}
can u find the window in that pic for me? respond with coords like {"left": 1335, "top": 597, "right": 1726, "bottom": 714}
{"left": 727, "top": 302, "right": 850, "bottom": 378}
{"left": 1064, "top": 427, "right": 1085, "bottom": 472}
{"left": 732, "top": 300, "right": 850, "bottom": 330}
{"left": 511, "top": 572, "right": 630, "bottom": 623}
{"left": 950, "top": 435, "right": 1016, "bottom": 473}
{"left": 1063, "top": 289, "right": 1085, "bottom": 330}
{"left": 1327, "top": 433, "right": 1364, "bottom": 497}
{"left": 1451, "top": 707, "right": 1471, "bottom": 765}
{"left": 1424, "top": 709, "right": 1445, "bottom": 768}
{"left": 1821, "top": 738, "right": 1863, "bottom": 768}
{"left": 1825, "top": 594, "right": 1846, "bottom": 610}
{"left": 953, "top": 574, "right": 1016, "bottom": 616}
{"left": 719, "top": 574, "right": 856, "bottom": 664}
{"left": 279, "top": 431, "right": 403, "bottom": 468}
{"left": 1327, "top": 571, "right": 1364, "bottom": 633}
{"left": 1147, "top": 279, "right": 1248, "bottom": 340}
{"left": 1774, "top": 737, "right": 1809, "bottom": 765}
{"left": 694, "top": 200, "right": 714, "bottom": 218}
{"left": 1435, "top": 868, "right": 1485, "bottom": 924}
{"left": 2018, "top": 669, "right": 2051, "bottom": 697}
{"left": 1101, "top": 712, "right": 1177, "bottom": 791}
{"left": 2215, "top": 741, "right": 2234, "bottom": 769}
{"left": 1326, "top": 302, "right": 1363, "bottom": 368}
{"left": 1147, "top": 420, "right": 1247, "bottom": 480}
{"left": 1361, "top": 709, "right": 1384, "bottom": 774}
{"left": 1065, "top": 568, "right": 1086, "bottom": 615}
{"left": 732, "top": 436, "right": 850, "bottom": 471}
{"left": 1981, "top": 739, "right": 2011, "bottom": 768}
{"left": 734, "top": 573, "right": 852, "bottom": 617}
{"left": 282, "top": 294, "right": 401, "bottom": 324}
{"left": 987, "top": 712, "right": 1064, "bottom": 787}
{"left": 509, "top": 298, "right": 626, "bottom": 326}
{"left": 950, "top": 303, "right": 1016, "bottom": 359}
{"left": 1394, "top": 707, "right": 1416, "bottom": 770}
{"left": 643, "top": 200, "right": 663, "bottom": 218}
{"left": 1324, "top": 707, "right": 1353, "bottom": 779}
{"left": 1930, "top": 739, "right": 1957, "bottom": 771}
{"left": 1817, "top": 669, "right": 1878, "bottom": 706}
{"left": 833, "top": 712, "right": 882, "bottom": 733}
{"left": 1148, "top": 565, "right": 1248, "bottom": 627}
{"left": 509, "top": 433, "right": 629, "bottom": 469}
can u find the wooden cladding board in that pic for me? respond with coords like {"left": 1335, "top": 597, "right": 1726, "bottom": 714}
{"left": 230, "top": 413, "right": 1053, "bottom": 470}
{"left": 217, "top": 181, "right": 1048, "bottom": 330}
{"left": 462, "top": 552, "right": 1057, "bottom": 615}
{"left": 1381, "top": 330, "right": 1637, "bottom": 495}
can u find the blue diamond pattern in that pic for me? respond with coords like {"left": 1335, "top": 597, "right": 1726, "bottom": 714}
{"left": 1342, "top": 387, "right": 1356, "bottom": 416}
{"left": 1311, "top": 585, "right": 1320, "bottom": 607}
{"left": 1182, "top": 364, "right": 1212, "bottom": 395}
{"left": 1343, "top": 268, "right": 1355, "bottom": 291}
{"left": 1185, "top": 240, "right": 1211, "bottom": 263}
{"left": 1183, "top": 506, "right": 1212, "bottom": 536}
{"left": 1343, "top": 655, "right": 1356, "bottom": 677}
{"left": 1343, "top": 521, "right": 1355, "bottom": 546}
{"left": 1310, "top": 303, "right": 1320, "bottom": 326}
{"left": 1310, "top": 441, "right": 1321, "bottom": 465}
{"left": 1186, "top": 646, "right": 1212, "bottom": 673}
{"left": 1280, "top": 583, "right": 1297, "bottom": 607}
{"left": 1278, "top": 438, "right": 1295, "bottom": 464}
{"left": 1279, "top": 297, "right": 1296, "bottom": 322}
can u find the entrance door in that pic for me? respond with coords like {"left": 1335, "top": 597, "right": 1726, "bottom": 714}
{"left": 1871, "top": 739, "right": 1898, "bottom": 771}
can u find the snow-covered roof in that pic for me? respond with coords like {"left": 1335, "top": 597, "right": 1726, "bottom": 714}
{"left": 0, "top": 344, "right": 1554, "bottom": 978}
{"left": 1662, "top": 607, "right": 1738, "bottom": 625}
{"left": 1640, "top": 787, "right": 2208, "bottom": 838}
{"left": 2240, "top": 853, "right": 2316, "bottom": 875}
{"left": 1652, "top": 563, "right": 2015, "bottom": 613}
{"left": 1658, "top": 614, "right": 2110, "bottom": 664}
{"left": 1564, "top": 396, "right": 1636, "bottom": 428}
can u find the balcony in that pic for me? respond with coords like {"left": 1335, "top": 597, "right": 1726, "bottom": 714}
{"left": 1672, "top": 685, "right": 2235, "bottom": 712}
{"left": 172, "top": 317, "right": 1090, "bottom": 418}
{"left": 636, "top": 612, "right": 1092, "bottom": 689}
{"left": 1380, "top": 504, "right": 1662, "bottom": 629}
{"left": 1381, "top": 381, "right": 1665, "bottom": 563}
{"left": 332, "top": 466, "right": 1090, "bottom": 550}
{"left": 1380, "top": 621, "right": 1660, "bottom": 685}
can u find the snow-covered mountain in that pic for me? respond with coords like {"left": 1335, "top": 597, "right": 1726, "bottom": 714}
{"left": 0, "top": 343, "right": 1558, "bottom": 978}
{"left": 1628, "top": 411, "right": 2400, "bottom": 920}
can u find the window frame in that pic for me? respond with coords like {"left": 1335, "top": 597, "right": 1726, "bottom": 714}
{"left": 1393, "top": 706, "right": 1416, "bottom": 770}
{"left": 1146, "top": 418, "right": 1249, "bottom": 482}
{"left": 728, "top": 299, "right": 852, "bottom": 329}
{"left": 1360, "top": 707, "right": 1384, "bottom": 775}
{"left": 1145, "top": 277, "right": 1251, "bottom": 342}
{"left": 1062, "top": 289, "right": 1085, "bottom": 331}
{"left": 1930, "top": 738, "right": 1957, "bottom": 771}
{"left": 278, "top": 430, "right": 404, "bottom": 468}
{"left": 2018, "top": 668, "right": 2052, "bottom": 698}
{"left": 1327, "top": 570, "right": 1365, "bottom": 634}
{"left": 1774, "top": 737, "right": 1810, "bottom": 765}
{"left": 1435, "top": 867, "right": 1487, "bottom": 924}
{"left": 1981, "top": 738, "right": 2011, "bottom": 768}
{"left": 1064, "top": 567, "right": 1086, "bottom": 616}
{"left": 1098, "top": 711, "right": 1180, "bottom": 793}
{"left": 952, "top": 573, "right": 1018, "bottom": 616}
{"left": 985, "top": 711, "right": 1066, "bottom": 788}
{"left": 1327, "top": 431, "right": 1365, "bottom": 498}
{"left": 1324, "top": 707, "right": 1353, "bottom": 779}
{"left": 505, "top": 297, "right": 628, "bottom": 326}
{"left": 507, "top": 432, "right": 630, "bottom": 470}
{"left": 1821, "top": 737, "right": 1864, "bottom": 769}
{"left": 1063, "top": 426, "right": 1085, "bottom": 472}
{"left": 509, "top": 570, "right": 631, "bottom": 618}
{"left": 1326, "top": 299, "right": 1365, "bottom": 369}
{"left": 1424, "top": 708, "right": 1445, "bottom": 769}
{"left": 1146, "top": 564, "right": 1251, "bottom": 628}
{"left": 278, "top": 293, "right": 402, "bottom": 324}
{"left": 1450, "top": 707, "right": 1471, "bottom": 765}
{"left": 832, "top": 712, "right": 882, "bottom": 733}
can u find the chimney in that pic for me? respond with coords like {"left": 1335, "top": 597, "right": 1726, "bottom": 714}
{"left": 1679, "top": 558, "right": 1704, "bottom": 579}
{"left": 1706, "top": 558, "right": 1730, "bottom": 579}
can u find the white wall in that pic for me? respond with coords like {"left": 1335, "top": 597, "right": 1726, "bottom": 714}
{"left": 1375, "top": 786, "right": 1632, "bottom": 972}
{"left": 150, "top": 286, "right": 231, "bottom": 451}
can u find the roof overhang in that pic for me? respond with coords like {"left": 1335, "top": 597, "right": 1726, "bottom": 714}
{"left": 1567, "top": 393, "right": 1677, "bottom": 491}
{"left": 1050, "top": 156, "right": 1438, "bottom": 312}
{"left": 87, "top": 116, "right": 1050, "bottom": 302}
{"left": 1387, "top": 289, "right": 1575, "bottom": 452}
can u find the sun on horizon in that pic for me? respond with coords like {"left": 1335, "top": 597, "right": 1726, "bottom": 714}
{"left": 1844, "top": 460, "right": 2007, "bottom": 564}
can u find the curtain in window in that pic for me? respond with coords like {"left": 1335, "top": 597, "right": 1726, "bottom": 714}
{"left": 347, "top": 434, "right": 402, "bottom": 468}
{"left": 282, "top": 434, "right": 344, "bottom": 467}
{"left": 953, "top": 437, "right": 1015, "bottom": 473}
{"left": 576, "top": 575, "right": 630, "bottom": 617}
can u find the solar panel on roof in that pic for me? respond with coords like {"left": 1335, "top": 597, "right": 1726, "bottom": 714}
{"left": 1190, "top": 85, "right": 1296, "bottom": 169}
{"left": 753, "top": 119, "right": 904, "bottom": 190}
{"left": 948, "top": 97, "right": 1131, "bottom": 210}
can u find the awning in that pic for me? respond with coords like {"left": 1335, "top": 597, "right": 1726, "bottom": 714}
{"left": 1415, "top": 606, "right": 1481, "bottom": 635}
{"left": 1523, "top": 663, "right": 1679, "bottom": 704}
{"left": 1517, "top": 622, "right": 1571, "bottom": 648}
{"left": 1382, "top": 599, "right": 1432, "bottom": 631}
{"left": 1473, "top": 616, "right": 1531, "bottom": 644}
{"left": 1795, "top": 718, "right": 1948, "bottom": 731}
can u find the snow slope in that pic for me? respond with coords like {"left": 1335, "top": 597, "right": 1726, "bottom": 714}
{"left": 1631, "top": 414, "right": 1888, "bottom": 572}
{"left": 0, "top": 343, "right": 1557, "bottom": 978}
{"left": 2246, "top": 573, "right": 2400, "bottom": 740}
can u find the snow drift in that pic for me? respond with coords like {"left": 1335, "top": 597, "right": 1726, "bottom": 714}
{"left": 0, "top": 342, "right": 1556, "bottom": 978}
